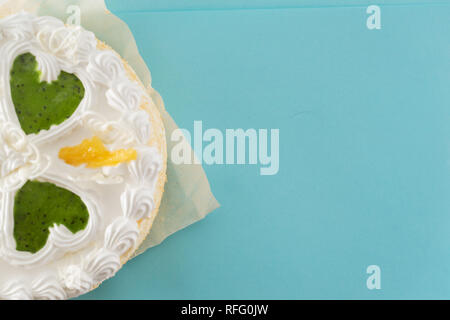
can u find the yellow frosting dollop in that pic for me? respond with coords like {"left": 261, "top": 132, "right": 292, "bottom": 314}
{"left": 59, "top": 136, "right": 137, "bottom": 168}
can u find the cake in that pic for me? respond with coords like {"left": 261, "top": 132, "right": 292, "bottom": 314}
{"left": 0, "top": 12, "right": 167, "bottom": 299}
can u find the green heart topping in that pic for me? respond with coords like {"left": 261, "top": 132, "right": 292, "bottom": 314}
{"left": 10, "top": 53, "right": 85, "bottom": 135}
{"left": 13, "top": 181, "right": 89, "bottom": 254}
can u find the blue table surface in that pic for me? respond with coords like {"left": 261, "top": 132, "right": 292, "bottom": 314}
{"left": 80, "top": 0, "right": 450, "bottom": 299}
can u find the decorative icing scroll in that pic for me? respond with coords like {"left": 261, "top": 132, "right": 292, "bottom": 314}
{"left": 0, "top": 121, "right": 49, "bottom": 192}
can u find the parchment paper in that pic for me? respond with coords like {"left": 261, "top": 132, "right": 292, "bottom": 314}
{"left": 0, "top": 0, "right": 219, "bottom": 256}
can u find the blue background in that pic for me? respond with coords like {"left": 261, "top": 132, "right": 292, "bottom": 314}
{"left": 81, "top": 0, "right": 450, "bottom": 299}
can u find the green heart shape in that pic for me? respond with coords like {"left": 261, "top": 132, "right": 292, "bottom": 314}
{"left": 10, "top": 53, "right": 85, "bottom": 135}
{"left": 13, "top": 180, "right": 89, "bottom": 254}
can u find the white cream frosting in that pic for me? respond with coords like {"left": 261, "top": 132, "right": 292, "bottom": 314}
{"left": 0, "top": 12, "right": 163, "bottom": 299}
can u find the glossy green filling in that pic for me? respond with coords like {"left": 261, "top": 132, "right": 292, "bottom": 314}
{"left": 13, "top": 181, "right": 89, "bottom": 254}
{"left": 10, "top": 53, "right": 85, "bottom": 135}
